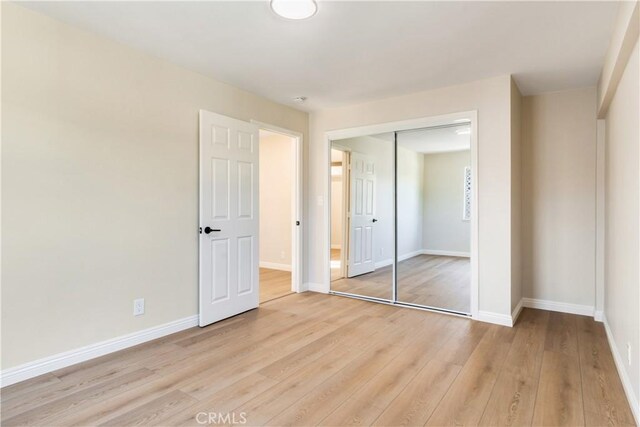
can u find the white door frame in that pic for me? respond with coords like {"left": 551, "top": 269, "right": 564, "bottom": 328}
{"left": 323, "top": 111, "right": 479, "bottom": 319}
{"left": 330, "top": 145, "right": 351, "bottom": 280}
{"left": 251, "top": 120, "right": 303, "bottom": 294}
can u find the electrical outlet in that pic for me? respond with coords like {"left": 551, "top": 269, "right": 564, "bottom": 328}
{"left": 380, "top": 248, "right": 384, "bottom": 256}
{"left": 133, "top": 298, "right": 145, "bottom": 316}
{"left": 280, "top": 250, "right": 286, "bottom": 260}
{"left": 627, "top": 342, "right": 632, "bottom": 366}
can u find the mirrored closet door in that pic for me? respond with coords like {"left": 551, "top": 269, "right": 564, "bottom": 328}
{"left": 329, "top": 134, "right": 395, "bottom": 301}
{"left": 395, "top": 124, "right": 471, "bottom": 314}
{"left": 329, "top": 120, "right": 472, "bottom": 315}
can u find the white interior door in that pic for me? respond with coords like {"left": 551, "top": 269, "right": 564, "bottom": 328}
{"left": 347, "top": 152, "right": 376, "bottom": 277}
{"left": 199, "top": 110, "right": 259, "bottom": 327}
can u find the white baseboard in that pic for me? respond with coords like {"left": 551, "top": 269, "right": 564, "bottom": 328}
{"left": 422, "top": 249, "right": 470, "bottom": 258}
{"left": 602, "top": 315, "right": 640, "bottom": 425}
{"left": 306, "top": 282, "right": 328, "bottom": 293}
{"left": 0, "top": 315, "right": 198, "bottom": 388}
{"left": 594, "top": 310, "right": 604, "bottom": 322}
{"left": 259, "top": 261, "right": 292, "bottom": 272}
{"left": 476, "top": 310, "right": 513, "bottom": 327}
{"left": 330, "top": 244, "right": 342, "bottom": 250}
{"left": 369, "top": 249, "right": 471, "bottom": 270}
{"left": 477, "top": 299, "right": 523, "bottom": 328}
{"left": 522, "top": 297, "right": 594, "bottom": 317}
{"left": 511, "top": 299, "right": 524, "bottom": 325}
{"left": 374, "top": 250, "right": 425, "bottom": 269}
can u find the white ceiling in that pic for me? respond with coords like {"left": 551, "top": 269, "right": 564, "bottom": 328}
{"left": 19, "top": 1, "right": 618, "bottom": 111}
{"left": 375, "top": 124, "right": 471, "bottom": 154}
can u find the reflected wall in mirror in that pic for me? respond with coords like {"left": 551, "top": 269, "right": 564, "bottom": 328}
{"left": 396, "top": 124, "right": 471, "bottom": 313}
{"left": 330, "top": 135, "right": 394, "bottom": 301}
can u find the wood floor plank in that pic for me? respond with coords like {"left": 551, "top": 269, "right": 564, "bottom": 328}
{"left": 321, "top": 398, "right": 384, "bottom": 426}
{"left": 333, "top": 315, "right": 453, "bottom": 413}
{"left": 259, "top": 268, "right": 292, "bottom": 303}
{"left": 373, "top": 359, "right": 461, "bottom": 427}
{"left": 1, "top": 355, "right": 165, "bottom": 421}
{"left": 2, "top": 294, "right": 634, "bottom": 427}
{"left": 99, "top": 390, "right": 197, "bottom": 426}
{"left": 2, "top": 369, "right": 158, "bottom": 426}
{"left": 426, "top": 324, "right": 516, "bottom": 426}
{"left": 576, "top": 316, "right": 636, "bottom": 426}
{"left": 43, "top": 373, "right": 190, "bottom": 426}
{"left": 432, "top": 316, "right": 490, "bottom": 366}
{"left": 545, "top": 311, "right": 579, "bottom": 357}
{"left": 151, "top": 306, "right": 350, "bottom": 379}
{"left": 237, "top": 314, "right": 411, "bottom": 426}
{"left": 180, "top": 320, "right": 342, "bottom": 400}
{"left": 256, "top": 315, "right": 367, "bottom": 380}
{"left": 479, "top": 372, "right": 539, "bottom": 427}
{"left": 479, "top": 309, "right": 549, "bottom": 426}
{"left": 265, "top": 343, "right": 404, "bottom": 426}
{"left": 162, "top": 373, "right": 278, "bottom": 426}
{"left": 0, "top": 373, "right": 61, "bottom": 403}
{"left": 235, "top": 335, "right": 384, "bottom": 426}
{"left": 322, "top": 345, "right": 430, "bottom": 423}
{"left": 532, "top": 350, "right": 585, "bottom": 426}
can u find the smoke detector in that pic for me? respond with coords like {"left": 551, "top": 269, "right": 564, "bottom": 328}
{"left": 293, "top": 96, "right": 307, "bottom": 103}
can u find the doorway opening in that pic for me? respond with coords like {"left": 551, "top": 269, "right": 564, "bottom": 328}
{"left": 330, "top": 147, "right": 350, "bottom": 282}
{"left": 258, "top": 128, "right": 299, "bottom": 303}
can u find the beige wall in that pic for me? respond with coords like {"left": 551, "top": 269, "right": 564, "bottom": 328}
{"left": 330, "top": 182, "right": 343, "bottom": 249}
{"left": 330, "top": 149, "right": 343, "bottom": 249}
{"left": 422, "top": 150, "right": 470, "bottom": 254}
{"left": 521, "top": 87, "right": 597, "bottom": 307}
{"left": 604, "top": 38, "right": 639, "bottom": 413}
{"left": 510, "top": 78, "right": 523, "bottom": 312}
{"left": 259, "top": 132, "right": 293, "bottom": 268}
{"left": 310, "top": 75, "right": 513, "bottom": 316}
{"left": 597, "top": 1, "right": 639, "bottom": 116}
{"left": 1, "top": 3, "right": 308, "bottom": 369}
{"left": 397, "top": 146, "right": 424, "bottom": 258}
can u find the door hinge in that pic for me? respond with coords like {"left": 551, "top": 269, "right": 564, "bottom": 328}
{"left": 199, "top": 227, "right": 202, "bottom": 234}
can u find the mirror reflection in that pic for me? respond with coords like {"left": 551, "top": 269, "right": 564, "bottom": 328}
{"left": 396, "top": 124, "right": 471, "bottom": 313}
{"left": 329, "top": 135, "right": 394, "bottom": 301}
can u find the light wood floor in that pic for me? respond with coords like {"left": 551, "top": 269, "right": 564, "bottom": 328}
{"left": 259, "top": 268, "right": 292, "bottom": 303}
{"left": 332, "top": 254, "right": 470, "bottom": 313}
{"left": 1, "top": 294, "right": 634, "bottom": 426}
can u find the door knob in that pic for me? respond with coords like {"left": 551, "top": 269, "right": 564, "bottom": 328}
{"left": 204, "top": 227, "right": 221, "bottom": 234}
{"left": 372, "top": 218, "right": 378, "bottom": 223}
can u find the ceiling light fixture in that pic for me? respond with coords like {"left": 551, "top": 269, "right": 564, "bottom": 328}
{"left": 270, "top": 0, "right": 318, "bottom": 20}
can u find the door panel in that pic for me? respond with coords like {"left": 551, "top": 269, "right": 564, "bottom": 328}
{"left": 210, "top": 238, "right": 230, "bottom": 302}
{"left": 348, "top": 152, "right": 376, "bottom": 277}
{"left": 212, "top": 158, "right": 230, "bottom": 219}
{"left": 199, "top": 110, "right": 259, "bottom": 327}
{"left": 237, "top": 236, "right": 254, "bottom": 295}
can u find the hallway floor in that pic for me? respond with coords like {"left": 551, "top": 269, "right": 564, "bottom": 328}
{"left": 259, "top": 268, "right": 292, "bottom": 303}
